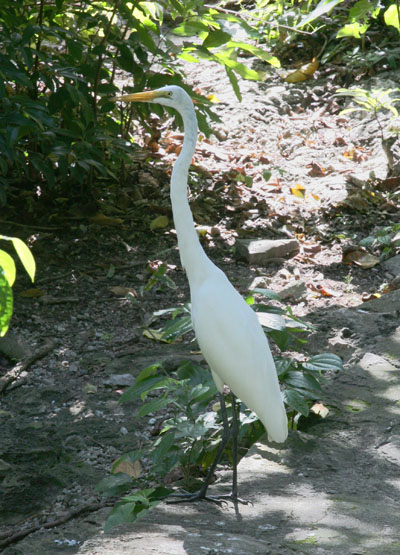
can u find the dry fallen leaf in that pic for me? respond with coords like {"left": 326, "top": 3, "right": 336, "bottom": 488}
{"left": 109, "top": 286, "right": 138, "bottom": 297}
{"left": 311, "top": 402, "right": 329, "bottom": 418}
{"left": 20, "top": 288, "right": 44, "bottom": 298}
{"left": 150, "top": 215, "right": 169, "bottom": 230}
{"left": 112, "top": 459, "right": 142, "bottom": 479}
{"left": 284, "top": 58, "right": 319, "bottom": 83}
{"left": 342, "top": 247, "right": 380, "bottom": 269}
{"left": 90, "top": 213, "right": 124, "bottom": 226}
{"left": 290, "top": 184, "right": 306, "bottom": 199}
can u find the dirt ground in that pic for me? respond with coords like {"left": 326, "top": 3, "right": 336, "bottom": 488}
{"left": 1, "top": 50, "right": 400, "bottom": 554}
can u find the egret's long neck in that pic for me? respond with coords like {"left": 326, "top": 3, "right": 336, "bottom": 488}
{"left": 170, "top": 104, "right": 212, "bottom": 284}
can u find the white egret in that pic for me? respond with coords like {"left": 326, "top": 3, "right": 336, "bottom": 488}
{"left": 113, "top": 85, "right": 288, "bottom": 502}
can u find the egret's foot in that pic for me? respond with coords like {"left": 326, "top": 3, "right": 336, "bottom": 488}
{"left": 215, "top": 493, "right": 252, "bottom": 506}
{"left": 167, "top": 489, "right": 228, "bottom": 506}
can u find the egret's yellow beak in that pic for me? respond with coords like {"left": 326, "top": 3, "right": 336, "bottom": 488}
{"left": 111, "top": 90, "right": 164, "bottom": 103}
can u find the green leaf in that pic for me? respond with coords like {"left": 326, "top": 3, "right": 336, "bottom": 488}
{"left": 0, "top": 249, "right": 16, "bottom": 287}
{"left": 151, "top": 432, "right": 176, "bottom": 466}
{"left": 11, "top": 238, "right": 35, "bottom": 282}
{"left": 302, "top": 353, "right": 343, "bottom": 372}
{"left": 225, "top": 67, "right": 241, "bottom": 102}
{"left": 215, "top": 53, "right": 260, "bottom": 80}
{"left": 250, "top": 288, "right": 282, "bottom": 301}
{"left": 96, "top": 473, "right": 133, "bottom": 497}
{"left": 120, "top": 376, "right": 170, "bottom": 403}
{"left": 160, "top": 315, "right": 192, "bottom": 342}
{"left": 136, "top": 362, "right": 163, "bottom": 382}
{"left": 283, "top": 388, "right": 310, "bottom": 416}
{"left": 173, "top": 21, "right": 209, "bottom": 37}
{"left": 284, "top": 371, "right": 322, "bottom": 394}
{"left": 384, "top": 4, "right": 400, "bottom": 33}
{"left": 228, "top": 41, "right": 280, "bottom": 68}
{"left": 257, "top": 311, "right": 286, "bottom": 331}
{"left": 336, "top": 22, "right": 369, "bottom": 39}
{"left": 137, "top": 396, "right": 171, "bottom": 418}
{"left": 275, "top": 357, "right": 294, "bottom": 377}
{"left": 297, "top": 0, "right": 344, "bottom": 28}
{"left": 0, "top": 271, "right": 13, "bottom": 337}
{"left": 203, "top": 30, "right": 231, "bottom": 49}
{"left": 104, "top": 487, "right": 170, "bottom": 531}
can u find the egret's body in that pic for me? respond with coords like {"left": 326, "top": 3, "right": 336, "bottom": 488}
{"left": 114, "top": 85, "right": 288, "bottom": 499}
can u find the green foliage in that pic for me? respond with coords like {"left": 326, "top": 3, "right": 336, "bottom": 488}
{"left": 359, "top": 223, "right": 400, "bottom": 258}
{"left": 99, "top": 286, "right": 343, "bottom": 529}
{"left": 335, "top": 87, "right": 400, "bottom": 140}
{"left": 0, "top": 234, "right": 35, "bottom": 336}
{"left": 0, "top": 0, "right": 281, "bottom": 202}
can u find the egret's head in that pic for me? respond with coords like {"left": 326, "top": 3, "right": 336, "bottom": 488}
{"left": 112, "top": 85, "right": 191, "bottom": 109}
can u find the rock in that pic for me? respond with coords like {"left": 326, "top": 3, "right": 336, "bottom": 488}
{"left": 236, "top": 238, "right": 299, "bottom": 265}
{"left": 328, "top": 336, "right": 355, "bottom": 361}
{"left": 103, "top": 373, "right": 135, "bottom": 387}
{"left": 384, "top": 254, "right": 400, "bottom": 275}
{"left": 249, "top": 276, "right": 270, "bottom": 289}
{"left": 356, "top": 289, "right": 400, "bottom": 312}
{"left": 278, "top": 280, "right": 307, "bottom": 300}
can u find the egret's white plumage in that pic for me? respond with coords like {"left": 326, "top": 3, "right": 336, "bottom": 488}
{"left": 114, "top": 85, "right": 288, "bottom": 493}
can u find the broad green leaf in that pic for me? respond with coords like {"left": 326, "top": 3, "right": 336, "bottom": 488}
{"left": 284, "top": 371, "right": 322, "bottom": 394}
{"left": 0, "top": 271, "right": 13, "bottom": 337}
{"left": 283, "top": 388, "right": 310, "bottom": 416}
{"left": 215, "top": 53, "right": 260, "bottom": 80}
{"left": 257, "top": 312, "right": 286, "bottom": 331}
{"left": 336, "top": 22, "right": 369, "bottom": 39}
{"left": 178, "top": 52, "right": 200, "bottom": 63}
{"left": 137, "top": 396, "right": 171, "bottom": 418}
{"left": 11, "top": 238, "right": 35, "bottom": 282}
{"left": 160, "top": 315, "right": 192, "bottom": 342}
{"left": 275, "top": 357, "right": 294, "bottom": 377}
{"left": 96, "top": 473, "right": 133, "bottom": 497}
{"left": 136, "top": 362, "right": 163, "bottom": 382}
{"left": 151, "top": 432, "right": 176, "bottom": 465}
{"left": 173, "top": 21, "right": 209, "bottom": 37}
{"left": 203, "top": 30, "right": 231, "bottom": 49}
{"left": 297, "top": 0, "right": 344, "bottom": 28}
{"left": 302, "top": 353, "right": 343, "bottom": 372}
{"left": 250, "top": 288, "right": 282, "bottom": 301}
{"left": 225, "top": 67, "right": 241, "bottom": 102}
{"left": 120, "top": 376, "right": 170, "bottom": 403}
{"left": 228, "top": 41, "right": 280, "bottom": 68}
{"left": 0, "top": 249, "right": 16, "bottom": 286}
{"left": 104, "top": 487, "right": 170, "bottom": 531}
{"left": 384, "top": 4, "right": 400, "bottom": 33}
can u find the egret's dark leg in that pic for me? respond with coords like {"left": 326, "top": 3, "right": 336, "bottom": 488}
{"left": 216, "top": 392, "right": 249, "bottom": 505}
{"left": 167, "top": 392, "right": 231, "bottom": 504}
{"left": 230, "top": 391, "right": 239, "bottom": 500}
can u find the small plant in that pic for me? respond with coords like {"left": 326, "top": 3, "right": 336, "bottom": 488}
{"left": 359, "top": 223, "right": 400, "bottom": 259}
{"left": 98, "top": 288, "right": 343, "bottom": 529}
{"left": 335, "top": 87, "right": 400, "bottom": 141}
{"left": 0, "top": 234, "right": 35, "bottom": 336}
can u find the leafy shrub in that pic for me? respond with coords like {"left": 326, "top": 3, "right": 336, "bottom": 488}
{"left": 0, "top": 0, "right": 281, "bottom": 205}
{"left": 97, "top": 288, "right": 343, "bottom": 529}
{"left": 0, "top": 235, "right": 35, "bottom": 336}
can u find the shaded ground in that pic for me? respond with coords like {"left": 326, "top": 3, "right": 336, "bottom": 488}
{"left": 1, "top": 53, "right": 400, "bottom": 554}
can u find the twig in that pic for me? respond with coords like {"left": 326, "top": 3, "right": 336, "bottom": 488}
{"left": 203, "top": 4, "right": 318, "bottom": 36}
{"left": 0, "top": 339, "right": 56, "bottom": 394}
{"left": 0, "top": 219, "right": 62, "bottom": 230}
{"left": 0, "top": 501, "right": 114, "bottom": 550}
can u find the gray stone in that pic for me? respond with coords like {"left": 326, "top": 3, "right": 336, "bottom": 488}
{"left": 356, "top": 288, "right": 400, "bottom": 312}
{"left": 236, "top": 238, "right": 299, "bottom": 265}
{"left": 384, "top": 254, "right": 400, "bottom": 275}
{"left": 278, "top": 279, "right": 307, "bottom": 300}
{"left": 103, "top": 373, "right": 135, "bottom": 387}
